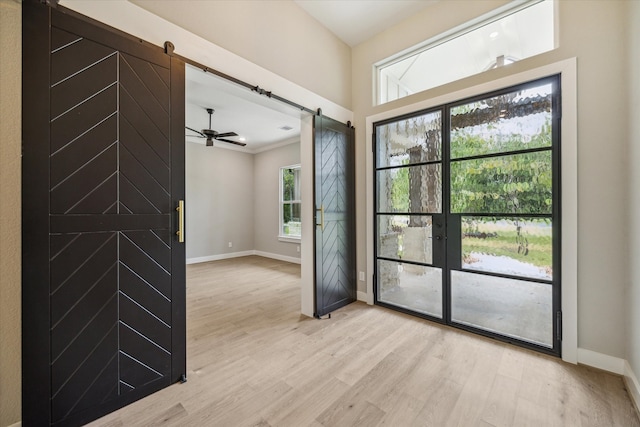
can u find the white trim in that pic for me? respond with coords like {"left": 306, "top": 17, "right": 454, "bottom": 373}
{"left": 187, "top": 250, "right": 301, "bottom": 265}
{"left": 254, "top": 250, "right": 301, "bottom": 265}
{"left": 278, "top": 236, "right": 301, "bottom": 243}
{"left": 624, "top": 360, "right": 640, "bottom": 414}
{"left": 8, "top": 422, "right": 21, "bottom": 427}
{"left": 186, "top": 251, "right": 255, "bottom": 265}
{"left": 577, "top": 348, "right": 625, "bottom": 375}
{"left": 366, "top": 58, "right": 578, "bottom": 363}
{"left": 357, "top": 291, "right": 368, "bottom": 302}
{"left": 300, "top": 115, "right": 315, "bottom": 317}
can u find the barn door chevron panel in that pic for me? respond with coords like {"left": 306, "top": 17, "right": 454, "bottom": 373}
{"left": 314, "top": 115, "right": 356, "bottom": 317}
{"left": 49, "top": 35, "right": 173, "bottom": 424}
{"left": 23, "top": 3, "right": 185, "bottom": 426}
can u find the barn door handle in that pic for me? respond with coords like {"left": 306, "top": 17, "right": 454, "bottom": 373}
{"left": 316, "top": 205, "right": 325, "bottom": 231}
{"left": 176, "top": 200, "right": 185, "bottom": 243}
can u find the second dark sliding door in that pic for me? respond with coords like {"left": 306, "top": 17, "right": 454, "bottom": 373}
{"left": 374, "top": 76, "right": 561, "bottom": 356}
{"left": 314, "top": 114, "right": 356, "bottom": 317}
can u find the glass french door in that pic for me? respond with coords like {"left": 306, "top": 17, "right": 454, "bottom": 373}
{"left": 374, "top": 76, "right": 561, "bottom": 355}
{"left": 375, "top": 109, "right": 446, "bottom": 318}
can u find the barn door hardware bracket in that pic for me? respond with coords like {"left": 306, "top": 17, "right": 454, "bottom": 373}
{"left": 252, "top": 85, "right": 272, "bottom": 98}
{"left": 164, "top": 41, "right": 175, "bottom": 55}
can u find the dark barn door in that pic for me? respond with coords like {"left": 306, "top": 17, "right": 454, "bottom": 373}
{"left": 313, "top": 113, "right": 356, "bottom": 317}
{"left": 22, "top": 3, "right": 186, "bottom": 426}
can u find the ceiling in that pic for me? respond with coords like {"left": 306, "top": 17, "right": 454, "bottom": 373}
{"left": 186, "top": 1, "right": 440, "bottom": 152}
{"left": 294, "top": 0, "right": 439, "bottom": 47}
{"left": 185, "top": 66, "right": 303, "bottom": 152}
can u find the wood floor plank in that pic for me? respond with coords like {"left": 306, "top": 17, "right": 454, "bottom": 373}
{"left": 413, "top": 377, "right": 464, "bottom": 426}
{"left": 271, "top": 377, "right": 350, "bottom": 427}
{"left": 512, "top": 397, "right": 549, "bottom": 427}
{"left": 377, "top": 393, "right": 424, "bottom": 426}
{"left": 87, "top": 256, "right": 640, "bottom": 427}
{"left": 443, "top": 351, "right": 501, "bottom": 426}
{"left": 479, "top": 373, "right": 520, "bottom": 427}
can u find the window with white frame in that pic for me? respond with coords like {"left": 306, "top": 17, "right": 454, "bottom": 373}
{"left": 280, "top": 165, "right": 301, "bottom": 239}
{"left": 376, "top": 0, "right": 555, "bottom": 105}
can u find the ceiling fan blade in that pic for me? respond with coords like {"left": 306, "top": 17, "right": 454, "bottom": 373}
{"left": 186, "top": 126, "right": 206, "bottom": 137}
{"left": 216, "top": 138, "right": 247, "bottom": 147}
{"left": 216, "top": 132, "right": 238, "bottom": 138}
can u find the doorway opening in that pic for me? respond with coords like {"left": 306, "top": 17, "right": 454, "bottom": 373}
{"left": 184, "top": 65, "right": 305, "bottom": 267}
{"left": 184, "top": 65, "right": 357, "bottom": 319}
{"left": 374, "top": 75, "right": 561, "bottom": 356}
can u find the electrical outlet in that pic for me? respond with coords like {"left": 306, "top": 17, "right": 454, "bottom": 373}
{"left": 228, "top": 242, "right": 232, "bottom": 248}
{"left": 359, "top": 271, "right": 365, "bottom": 281}
{"left": 297, "top": 245, "right": 300, "bottom": 253}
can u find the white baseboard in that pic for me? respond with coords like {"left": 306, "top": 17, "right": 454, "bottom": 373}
{"left": 187, "top": 250, "right": 301, "bottom": 265}
{"left": 625, "top": 360, "right": 640, "bottom": 414}
{"left": 254, "top": 250, "right": 301, "bottom": 265}
{"left": 357, "top": 291, "right": 367, "bottom": 302}
{"left": 577, "top": 348, "right": 625, "bottom": 375}
{"left": 9, "top": 422, "right": 22, "bottom": 427}
{"left": 186, "top": 250, "right": 255, "bottom": 264}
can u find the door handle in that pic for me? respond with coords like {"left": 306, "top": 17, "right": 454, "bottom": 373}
{"left": 316, "top": 205, "right": 325, "bottom": 231}
{"left": 176, "top": 200, "right": 185, "bottom": 243}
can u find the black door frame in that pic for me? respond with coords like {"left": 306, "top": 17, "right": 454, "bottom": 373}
{"left": 22, "top": 2, "right": 186, "bottom": 425}
{"left": 373, "top": 75, "right": 562, "bottom": 357}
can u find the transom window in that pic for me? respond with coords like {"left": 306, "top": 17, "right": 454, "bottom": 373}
{"left": 376, "top": 0, "right": 555, "bottom": 105}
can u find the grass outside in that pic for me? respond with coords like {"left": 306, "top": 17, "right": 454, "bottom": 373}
{"left": 462, "top": 220, "right": 552, "bottom": 269}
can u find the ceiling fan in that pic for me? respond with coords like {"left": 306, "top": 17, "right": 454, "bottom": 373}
{"left": 186, "top": 108, "right": 246, "bottom": 147}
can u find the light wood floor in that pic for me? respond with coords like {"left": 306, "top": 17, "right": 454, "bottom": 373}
{"left": 89, "top": 256, "right": 640, "bottom": 427}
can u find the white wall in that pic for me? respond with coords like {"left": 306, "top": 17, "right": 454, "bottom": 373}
{"left": 185, "top": 143, "right": 255, "bottom": 260}
{"left": 626, "top": 0, "right": 640, "bottom": 407}
{"left": 185, "top": 140, "right": 303, "bottom": 264}
{"left": 352, "top": 0, "right": 631, "bottom": 361}
{"left": 130, "top": 0, "right": 352, "bottom": 109}
{"left": 254, "top": 141, "right": 301, "bottom": 260}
